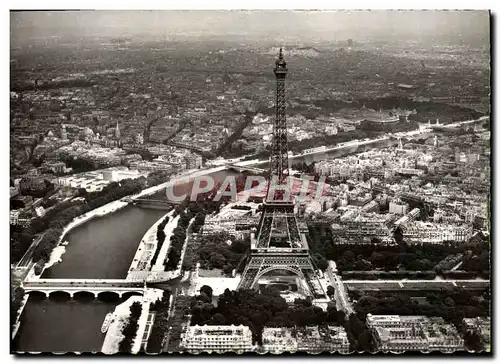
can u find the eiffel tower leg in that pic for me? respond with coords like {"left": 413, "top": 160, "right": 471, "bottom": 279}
{"left": 238, "top": 256, "right": 326, "bottom": 299}
{"left": 237, "top": 257, "right": 263, "bottom": 290}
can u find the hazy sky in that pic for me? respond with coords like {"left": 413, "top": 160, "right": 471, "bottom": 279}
{"left": 10, "top": 10, "right": 490, "bottom": 42}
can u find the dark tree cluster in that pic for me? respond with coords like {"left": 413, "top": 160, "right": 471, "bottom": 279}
{"left": 11, "top": 226, "right": 35, "bottom": 263}
{"left": 146, "top": 170, "right": 172, "bottom": 187}
{"left": 331, "top": 310, "right": 375, "bottom": 353}
{"left": 181, "top": 235, "right": 199, "bottom": 272}
{"left": 189, "top": 287, "right": 352, "bottom": 346}
{"left": 150, "top": 215, "right": 172, "bottom": 268}
{"left": 463, "top": 331, "right": 488, "bottom": 352}
{"left": 12, "top": 200, "right": 81, "bottom": 265}
{"left": 342, "top": 270, "right": 436, "bottom": 280}
{"left": 350, "top": 97, "right": 484, "bottom": 123}
{"left": 307, "top": 223, "right": 487, "bottom": 278}
{"left": 353, "top": 288, "right": 490, "bottom": 329}
{"left": 461, "top": 243, "right": 490, "bottom": 279}
{"left": 288, "top": 128, "right": 385, "bottom": 154}
{"left": 308, "top": 225, "right": 399, "bottom": 272}
{"left": 146, "top": 291, "right": 171, "bottom": 353}
{"left": 41, "top": 198, "right": 58, "bottom": 209}
{"left": 335, "top": 243, "right": 465, "bottom": 274}
{"left": 18, "top": 178, "right": 54, "bottom": 198}
{"left": 163, "top": 205, "right": 199, "bottom": 271}
{"left": 59, "top": 155, "right": 96, "bottom": 174}
{"left": 163, "top": 295, "right": 191, "bottom": 351}
{"left": 85, "top": 178, "right": 146, "bottom": 210}
{"left": 32, "top": 228, "right": 64, "bottom": 264}
{"left": 195, "top": 232, "right": 249, "bottom": 275}
{"left": 12, "top": 79, "right": 96, "bottom": 92}
{"left": 434, "top": 253, "right": 464, "bottom": 273}
{"left": 177, "top": 198, "right": 235, "bottom": 271}
{"left": 118, "top": 301, "right": 143, "bottom": 353}
{"left": 29, "top": 200, "right": 81, "bottom": 233}
{"left": 10, "top": 286, "right": 25, "bottom": 332}
{"left": 191, "top": 212, "right": 206, "bottom": 234}
{"left": 291, "top": 161, "right": 317, "bottom": 175}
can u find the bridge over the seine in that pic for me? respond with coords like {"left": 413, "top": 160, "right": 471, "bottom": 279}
{"left": 226, "top": 164, "right": 266, "bottom": 174}
{"left": 131, "top": 198, "right": 175, "bottom": 208}
{"left": 23, "top": 279, "right": 146, "bottom": 298}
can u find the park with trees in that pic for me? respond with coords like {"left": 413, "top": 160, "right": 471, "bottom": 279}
{"left": 11, "top": 227, "right": 35, "bottom": 263}
{"left": 163, "top": 205, "right": 197, "bottom": 271}
{"left": 193, "top": 231, "right": 250, "bottom": 275}
{"left": 350, "top": 287, "right": 490, "bottom": 330}
{"left": 146, "top": 291, "right": 171, "bottom": 353}
{"left": 307, "top": 221, "right": 489, "bottom": 279}
{"left": 163, "top": 194, "right": 248, "bottom": 273}
{"left": 188, "top": 286, "right": 374, "bottom": 351}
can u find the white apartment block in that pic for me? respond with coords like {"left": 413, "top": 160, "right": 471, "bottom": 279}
{"left": 57, "top": 176, "right": 110, "bottom": 192}
{"left": 389, "top": 199, "right": 409, "bottom": 215}
{"left": 262, "top": 325, "right": 350, "bottom": 354}
{"left": 397, "top": 168, "right": 425, "bottom": 176}
{"left": 181, "top": 324, "right": 253, "bottom": 353}
{"left": 366, "top": 314, "right": 464, "bottom": 353}
{"left": 296, "top": 325, "right": 350, "bottom": 353}
{"left": 403, "top": 221, "right": 473, "bottom": 244}
{"left": 262, "top": 327, "right": 297, "bottom": 353}
{"left": 56, "top": 168, "right": 145, "bottom": 193}
{"left": 10, "top": 210, "right": 20, "bottom": 225}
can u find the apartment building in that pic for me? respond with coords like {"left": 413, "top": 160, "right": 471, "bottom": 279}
{"left": 181, "top": 324, "right": 253, "bottom": 353}
{"left": 366, "top": 314, "right": 464, "bottom": 353}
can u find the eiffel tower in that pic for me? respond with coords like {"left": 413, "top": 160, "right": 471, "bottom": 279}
{"left": 237, "top": 49, "right": 326, "bottom": 298}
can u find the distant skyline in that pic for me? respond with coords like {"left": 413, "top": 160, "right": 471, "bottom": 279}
{"left": 11, "top": 10, "right": 490, "bottom": 45}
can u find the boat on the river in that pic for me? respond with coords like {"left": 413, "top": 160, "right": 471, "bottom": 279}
{"left": 101, "top": 313, "right": 114, "bottom": 333}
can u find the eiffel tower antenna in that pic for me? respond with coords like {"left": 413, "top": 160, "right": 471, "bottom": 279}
{"left": 237, "top": 49, "right": 326, "bottom": 299}
{"left": 267, "top": 47, "right": 290, "bottom": 202}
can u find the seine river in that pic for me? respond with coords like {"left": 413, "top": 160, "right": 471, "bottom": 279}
{"left": 42, "top": 206, "right": 166, "bottom": 279}
{"left": 13, "top": 296, "right": 120, "bottom": 353}
{"left": 13, "top": 169, "right": 238, "bottom": 353}
{"left": 13, "top": 206, "right": 165, "bottom": 353}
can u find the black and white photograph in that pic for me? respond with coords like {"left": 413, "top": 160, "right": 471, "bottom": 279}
{"left": 9, "top": 8, "right": 492, "bottom": 355}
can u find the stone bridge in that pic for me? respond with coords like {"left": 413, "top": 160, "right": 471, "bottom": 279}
{"left": 133, "top": 198, "right": 177, "bottom": 208}
{"left": 23, "top": 278, "right": 146, "bottom": 298}
{"left": 226, "top": 164, "right": 266, "bottom": 174}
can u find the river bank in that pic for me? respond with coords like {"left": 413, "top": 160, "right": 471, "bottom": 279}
{"left": 40, "top": 200, "right": 129, "bottom": 276}
{"left": 36, "top": 166, "right": 229, "bottom": 278}
{"left": 14, "top": 168, "right": 235, "bottom": 353}
{"left": 101, "top": 288, "right": 163, "bottom": 354}
{"left": 11, "top": 294, "right": 29, "bottom": 340}
{"left": 152, "top": 215, "right": 181, "bottom": 272}
{"left": 126, "top": 209, "right": 175, "bottom": 281}
{"left": 39, "top": 207, "right": 167, "bottom": 280}
{"left": 127, "top": 210, "right": 174, "bottom": 279}
{"left": 241, "top": 115, "right": 489, "bottom": 169}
